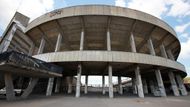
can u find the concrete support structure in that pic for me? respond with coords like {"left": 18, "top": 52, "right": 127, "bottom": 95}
{"left": 108, "top": 65, "right": 113, "bottom": 98}
{"left": 135, "top": 66, "right": 144, "bottom": 98}
{"left": 55, "top": 33, "right": 62, "bottom": 52}
{"left": 155, "top": 69, "right": 166, "bottom": 97}
{"left": 132, "top": 77, "right": 137, "bottom": 94}
{"left": 142, "top": 78, "right": 148, "bottom": 94}
{"left": 167, "top": 49, "right": 175, "bottom": 61}
{"left": 76, "top": 64, "right": 82, "bottom": 97}
{"left": 4, "top": 73, "right": 15, "bottom": 101}
{"left": 38, "top": 37, "right": 46, "bottom": 54}
{"left": 130, "top": 32, "right": 137, "bottom": 52}
{"left": 149, "top": 80, "right": 155, "bottom": 94}
{"left": 118, "top": 76, "right": 123, "bottom": 95}
{"left": 160, "top": 43, "right": 168, "bottom": 58}
{"left": 168, "top": 72, "right": 180, "bottom": 96}
{"left": 80, "top": 29, "right": 84, "bottom": 50}
{"left": 147, "top": 38, "right": 156, "bottom": 55}
{"left": 46, "top": 78, "right": 54, "bottom": 96}
{"left": 55, "top": 78, "right": 61, "bottom": 93}
{"left": 102, "top": 75, "right": 106, "bottom": 95}
{"left": 84, "top": 75, "right": 88, "bottom": 94}
{"left": 176, "top": 74, "right": 188, "bottom": 96}
{"left": 21, "top": 78, "right": 39, "bottom": 99}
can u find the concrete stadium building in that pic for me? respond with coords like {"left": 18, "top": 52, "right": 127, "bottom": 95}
{"left": 0, "top": 5, "right": 188, "bottom": 100}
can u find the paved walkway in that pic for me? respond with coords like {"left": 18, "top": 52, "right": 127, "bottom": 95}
{"left": 0, "top": 93, "right": 190, "bottom": 107}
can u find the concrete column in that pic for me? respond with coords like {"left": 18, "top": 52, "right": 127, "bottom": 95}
{"left": 84, "top": 75, "right": 88, "bottom": 94}
{"left": 149, "top": 80, "right": 155, "bottom": 94}
{"left": 147, "top": 38, "right": 156, "bottom": 55}
{"left": 118, "top": 76, "right": 123, "bottom": 95}
{"left": 167, "top": 49, "right": 175, "bottom": 60}
{"left": 55, "top": 78, "right": 61, "bottom": 93}
{"left": 135, "top": 66, "right": 144, "bottom": 98}
{"left": 102, "top": 75, "right": 106, "bottom": 95}
{"left": 67, "top": 77, "right": 73, "bottom": 94}
{"left": 107, "top": 28, "right": 111, "bottom": 51}
{"left": 28, "top": 43, "right": 35, "bottom": 56}
{"left": 55, "top": 33, "right": 62, "bottom": 52}
{"left": 130, "top": 32, "right": 137, "bottom": 52}
{"left": 142, "top": 78, "right": 148, "bottom": 94}
{"left": 46, "top": 78, "right": 54, "bottom": 96}
{"left": 80, "top": 29, "right": 84, "bottom": 50}
{"left": 168, "top": 72, "right": 180, "bottom": 96}
{"left": 108, "top": 65, "right": 113, "bottom": 98}
{"left": 160, "top": 43, "right": 167, "bottom": 58}
{"left": 76, "top": 64, "right": 82, "bottom": 97}
{"left": 4, "top": 73, "right": 15, "bottom": 101}
{"left": 155, "top": 69, "right": 166, "bottom": 97}
{"left": 176, "top": 74, "right": 188, "bottom": 96}
{"left": 21, "top": 78, "right": 38, "bottom": 99}
{"left": 132, "top": 77, "right": 137, "bottom": 94}
{"left": 38, "top": 37, "right": 46, "bottom": 54}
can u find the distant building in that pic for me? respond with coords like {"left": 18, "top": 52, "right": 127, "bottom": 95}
{"left": 0, "top": 5, "right": 188, "bottom": 100}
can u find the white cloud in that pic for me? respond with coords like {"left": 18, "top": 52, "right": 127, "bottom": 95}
{"left": 175, "top": 22, "right": 190, "bottom": 33}
{"left": 115, "top": 0, "right": 126, "bottom": 7}
{"left": 178, "top": 37, "right": 190, "bottom": 60}
{"left": 0, "top": 0, "right": 55, "bottom": 31}
{"left": 167, "top": 0, "right": 190, "bottom": 17}
{"left": 127, "top": 0, "right": 168, "bottom": 18}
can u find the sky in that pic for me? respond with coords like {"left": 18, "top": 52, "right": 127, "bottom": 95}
{"left": 0, "top": 0, "right": 190, "bottom": 85}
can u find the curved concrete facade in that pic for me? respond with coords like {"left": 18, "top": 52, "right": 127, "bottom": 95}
{"left": 13, "top": 5, "right": 188, "bottom": 98}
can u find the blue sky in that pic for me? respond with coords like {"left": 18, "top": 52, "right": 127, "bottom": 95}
{"left": 0, "top": 0, "right": 190, "bottom": 85}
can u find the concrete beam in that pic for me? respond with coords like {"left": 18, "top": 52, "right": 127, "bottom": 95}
{"left": 135, "top": 66, "right": 144, "bottom": 98}
{"left": 4, "top": 73, "right": 15, "bottom": 101}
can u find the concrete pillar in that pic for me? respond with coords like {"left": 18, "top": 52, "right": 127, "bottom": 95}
{"left": 135, "top": 66, "right": 144, "bottom": 98}
{"left": 55, "top": 78, "right": 61, "bottom": 93}
{"left": 108, "top": 65, "right": 113, "bottom": 98}
{"left": 167, "top": 49, "right": 175, "bottom": 60}
{"left": 149, "top": 80, "right": 155, "bottom": 94}
{"left": 155, "top": 69, "right": 166, "bottom": 97}
{"left": 38, "top": 37, "right": 46, "bottom": 54}
{"left": 55, "top": 33, "right": 62, "bottom": 52}
{"left": 21, "top": 78, "right": 38, "bottom": 99}
{"left": 107, "top": 28, "right": 111, "bottom": 51}
{"left": 160, "top": 43, "right": 167, "bottom": 58}
{"left": 118, "top": 76, "right": 123, "bottom": 95}
{"left": 46, "top": 78, "right": 54, "bottom": 96}
{"left": 147, "top": 38, "right": 156, "bottom": 55}
{"left": 84, "top": 75, "right": 88, "bottom": 94}
{"left": 80, "top": 29, "right": 84, "bottom": 50}
{"left": 142, "top": 78, "right": 148, "bottom": 94}
{"left": 132, "top": 77, "right": 137, "bottom": 94}
{"left": 102, "top": 75, "right": 106, "bottom": 95}
{"left": 67, "top": 77, "right": 73, "bottom": 94}
{"left": 168, "top": 72, "right": 180, "bottom": 96}
{"left": 76, "top": 64, "right": 82, "bottom": 97}
{"left": 130, "top": 32, "right": 137, "bottom": 52}
{"left": 4, "top": 73, "right": 15, "bottom": 101}
{"left": 176, "top": 74, "right": 188, "bottom": 96}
